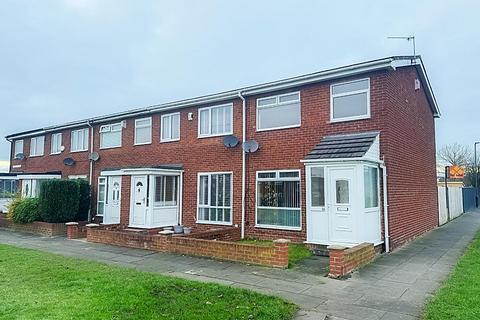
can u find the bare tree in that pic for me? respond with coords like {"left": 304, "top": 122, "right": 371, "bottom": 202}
{"left": 438, "top": 143, "right": 472, "bottom": 167}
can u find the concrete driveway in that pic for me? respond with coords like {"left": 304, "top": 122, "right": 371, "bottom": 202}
{"left": 1, "top": 210, "right": 479, "bottom": 320}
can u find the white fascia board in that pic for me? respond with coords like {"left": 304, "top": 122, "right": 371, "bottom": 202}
{"left": 301, "top": 158, "right": 384, "bottom": 165}
{"left": 17, "top": 174, "right": 61, "bottom": 180}
{"left": 101, "top": 168, "right": 183, "bottom": 176}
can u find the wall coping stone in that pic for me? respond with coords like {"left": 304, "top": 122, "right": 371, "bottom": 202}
{"left": 65, "top": 222, "right": 79, "bottom": 226}
{"left": 273, "top": 239, "right": 291, "bottom": 244}
{"left": 86, "top": 223, "right": 100, "bottom": 228}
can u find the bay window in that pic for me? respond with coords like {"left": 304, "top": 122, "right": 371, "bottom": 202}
{"left": 256, "top": 170, "right": 301, "bottom": 229}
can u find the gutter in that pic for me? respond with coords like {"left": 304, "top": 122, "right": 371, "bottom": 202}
{"left": 238, "top": 91, "right": 246, "bottom": 239}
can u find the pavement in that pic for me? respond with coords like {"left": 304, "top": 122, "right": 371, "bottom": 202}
{"left": 1, "top": 210, "right": 479, "bottom": 320}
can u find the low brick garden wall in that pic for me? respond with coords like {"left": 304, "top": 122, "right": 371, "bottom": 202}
{"left": 65, "top": 222, "right": 88, "bottom": 239}
{"left": 328, "top": 242, "right": 375, "bottom": 278}
{"left": 86, "top": 225, "right": 289, "bottom": 268}
{"left": 0, "top": 214, "right": 67, "bottom": 237}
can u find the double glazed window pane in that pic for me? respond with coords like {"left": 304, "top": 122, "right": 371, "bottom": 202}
{"left": 336, "top": 180, "right": 350, "bottom": 204}
{"left": 71, "top": 129, "right": 88, "bottom": 151}
{"left": 162, "top": 113, "right": 180, "bottom": 141}
{"left": 51, "top": 133, "right": 62, "bottom": 154}
{"left": 311, "top": 167, "right": 325, "bottom": 207}
{"left": 199, "top": 105, "right": 232, "bottom": 136}
{"left": 30, "top": 136, "right": 45, "bottom": 156}
{"left": 154, "top": 176, "right": 177, "bottom": 206}
{"left": 257, "top": 93, "right": 300, "bottom": 130}
{"left": 135, "top": 118, "right": 152, "bottom": 144}
{"left": 332, "top": 93, "right": 368, "bottom": 119}
{"left": 364, "top": 167, "right": 379, "bottom": 208}
{"left": 198, "top": 173, "right": 232, "bottom": 223}
{"left": 332, "top": 79, "right": 368, "bottom": 95}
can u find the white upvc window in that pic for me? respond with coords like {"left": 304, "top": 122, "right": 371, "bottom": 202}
{"left": 14, "top": 140, "right": 24, "bottom": 158}
{"left": 134, "top": 117, "right": 152, "bottom": 145}
{"left": 50, "top": 133, "right": 62, "bottom": 155}
{"left": 256, "top": 170, "right": 301, "bottom": 230}
{"left": 364, "top": 166, "right": 379, "bottom": 208}
{"left": 71, "top": 128, "right": 89, "bottom": 152}
{"left": 197, "top": 172, "right": 232, "bottom": 224}
{"left": 198, "top": 103, "right": 233, "bottom": 138}
{"left": 154, "top": 175, "right": 178, "bottom": 206}
{"left": 100, "top": 122, "right": 123, "bottom": 149}
{"left": 330, "top": 78, "right": 370, "bottom": 122}
{"left": 29, "top": 136, "right": 45, "bottom": 157}
{"left": 161, "top": 112, "right": 180, "bottom": 142}
{"left": 256, "top": 92, "right": 301, "bottom": 131}
{"left": 97, "top": 177, "right": 106, "bottom": 216}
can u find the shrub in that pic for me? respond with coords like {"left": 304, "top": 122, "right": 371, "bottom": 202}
{"left": 74, "top": 179, "right": 91, "bottom": 221}
{"left": 11, "top": 198, "right": 41, "bottom": 223}
{"left": 6, "top": 192, "right": 22, "bottom": 219}
{"left": 39, "top": 180, "right": 80, "bottom": 223}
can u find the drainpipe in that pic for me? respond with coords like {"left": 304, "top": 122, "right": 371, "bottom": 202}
{"left": 238, "top": 91, "right": 246, "bottom": 239}
{"left": 87, "top": 120, "right": 94, "bottom": 222}
{"left": 380, "top": 162, "right": 390, "bottom": 252}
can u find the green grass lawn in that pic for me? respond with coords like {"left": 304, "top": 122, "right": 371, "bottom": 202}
{"left": 423, "top": 231, "right": 480, "bottom": 319}
{"left": 238, "top": 239, "right": 313, "bottom": 268}
{"left": 0, "top": 244, "right": 297, "bottom": 320}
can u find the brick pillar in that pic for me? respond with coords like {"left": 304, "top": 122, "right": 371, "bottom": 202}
{"left": 273, "top": 239, "right": 290, "bottom": 269}
{"left": 86, "top": 223, "right": 100, "bottom": 241}
{"left": 327, "top": 245, "right": 347, "bottom": 278}
{"left": 66, "top": 222, "right": 79, "bottom": 239}
{"left": 152, "top": 230, "right": 174, "bottom": 251}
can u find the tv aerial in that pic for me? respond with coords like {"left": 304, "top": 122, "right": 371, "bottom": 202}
{"left": 387, "top": 35, "right": 416, "bottom": 63}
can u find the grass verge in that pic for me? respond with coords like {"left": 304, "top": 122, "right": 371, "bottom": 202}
{"left": 423, "top": 231, "right": 480, "bottom": 319}
{"left": 0, "top": 244, "right": 297, "bottom": 320}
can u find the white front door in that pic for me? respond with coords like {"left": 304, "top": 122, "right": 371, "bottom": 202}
{"left": 131, "top": 175, "right": 148, "bottom": 227}
{"left": 328, "top": 167, "right": 356, "bottom": 244}
{"left": 306, "top": 166, "right": 328, "bottom": 244}
{"left": 104, "top": 176, "right": 121, "bottom": 224}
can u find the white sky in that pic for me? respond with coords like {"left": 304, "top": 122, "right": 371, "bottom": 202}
{"left": 0, "top": 0, "right": 478, "bottom": 159}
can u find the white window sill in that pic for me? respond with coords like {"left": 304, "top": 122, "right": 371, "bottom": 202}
{"left": 255, "top": 224, "right": 302, "bottom": 231}
{"left": 198, "top": 132, "right": 233, "bottom": 139}
{"left": 330, "top": 115, "right": 370, "bottom": 123}
{"left": 50, "top": 152, "right": 61, "bottom": 155}
{"left": 100, "top": 145, "right": 122, "bottom": 150}
{"left": 256, "top": 123, "right": 301, "bottom": 132}
{"left": 196, "top": 220, "right": 233, "bottom": 226}
{"left": 160, "top": 138, "right": 180, "bottom": 143}
{"left": 71, "top": 149, "right": 88, "bottom": 153}
{"left": 29, "top": 154, "right": 44, "bottom": 158}
{"left": 134, "top": 142, "right": 152, "bottom": 146}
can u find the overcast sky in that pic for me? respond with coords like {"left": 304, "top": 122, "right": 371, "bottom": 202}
{"left": 0, "top": 0, "right": 478, "bottom": 162}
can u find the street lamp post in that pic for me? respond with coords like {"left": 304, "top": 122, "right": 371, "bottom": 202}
{"left": 475, "top": 142, "right": 480, "bottom": 207}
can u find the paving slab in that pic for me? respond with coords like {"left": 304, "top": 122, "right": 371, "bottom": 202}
{"left": 1, "top": 209, "right": 480, "bottom": 320}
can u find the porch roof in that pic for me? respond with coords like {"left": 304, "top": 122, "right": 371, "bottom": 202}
{"left": 304, "top": 131, "right": 379, "bottom": 160}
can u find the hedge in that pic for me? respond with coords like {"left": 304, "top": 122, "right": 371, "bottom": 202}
{"left": 11, "top": 198, "right": 41, "bottom": 224}
{"left": 39, "top": 180, "right": 80, "bottom": 223}
{"left": 74, "top": 179, "right": 91, "bottom": 221}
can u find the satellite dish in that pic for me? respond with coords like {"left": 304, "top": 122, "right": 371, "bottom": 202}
{"left": 223, "top": 135, "right": 239, "bottom": 148}
{"left": 15, "top": 153, "right": 25, "bottom": 160}
{"left": 89, "top": 152, "right": 100, "bottom": 162}
{"left": 63, "top": 157, "right": 76, "bottom": 166}
{"left": 242, "top": 140, "right": 259, "bottom": 153}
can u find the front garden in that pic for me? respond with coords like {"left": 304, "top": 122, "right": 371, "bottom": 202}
{"left": 3, "top": 179, "right": 89, "bottom": 231}
{"left": 0, "top": 244, "right": 297, "bottom": 320}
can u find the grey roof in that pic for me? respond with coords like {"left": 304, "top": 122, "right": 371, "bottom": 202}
{"left": 305, "top": 132, "right": 379, "bottom": 160}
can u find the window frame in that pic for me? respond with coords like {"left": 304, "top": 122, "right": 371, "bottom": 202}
{"left": 70, "top": 128, "right": 89, "bottom": 152}
{"left": 330, "top": 78, "right": 371, "bottom": 123}
{"left": 50, "top": 133, "right": 63, "bottom": 155}
{"left": 364, "top": 165, "right": 380, "bottom": 209}
{"left": 29, "top": 136, "right": 45, "bottom": 157}
{"left": 97, "top": 177, "right": 107, "bottom": 217}
{"left": 153, "top": 175, "right": 178, "bottom": 207}
{"left": 134, "top": 117, "right": 152, "bottom": 145}
{"left": 160, "top": 112, "right": 181, "bottom": 143}
{"left": 256, "top": 91, "right": 301, "bottom": 132}
{"left": 255, "top": 169, "right": 302, "bottom": 231}
{"left": 197, "top": 103, "right": 233, "bottom": 138}
{"left": 14, "top": 140, "right": 24, "bottom": 158}
{"left": 99, "top": 122, "right": 123, "bottom": 149}
{"left": 196, "top": 171, "right": 233, "bottom": 225}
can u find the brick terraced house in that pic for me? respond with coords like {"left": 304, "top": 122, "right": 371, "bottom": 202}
{"left": 6, "top": 56, "right": 440, "bottom": 251}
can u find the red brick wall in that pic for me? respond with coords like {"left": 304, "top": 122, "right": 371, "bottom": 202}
{"left": 87, "top": 226, "right": 289, "bottom": 268}
{"left": 328, "top": 243, "right": 375, "bottom": 278}
{"left": 0, "top": 214, "right": 67, "bottom": 236}
{"left": 9, "top": 65, "right": 438, "bottom": 249}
